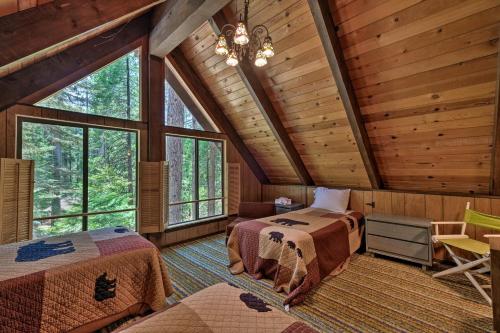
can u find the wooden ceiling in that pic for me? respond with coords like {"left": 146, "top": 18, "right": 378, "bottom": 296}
{"left": 333, "top": 0, "right": 500, "bottom": 194}
{"left": 179, "top": 0, "right": 500, "bottom": 194}
{"left": 180, "top": 0, "right": 371, "bottom": 187}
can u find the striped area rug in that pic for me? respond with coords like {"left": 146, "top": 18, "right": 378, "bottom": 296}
{"left": 161, "top": 233, "right": 493, "bottom": 333}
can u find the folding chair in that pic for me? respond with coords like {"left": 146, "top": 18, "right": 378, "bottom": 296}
{"left": 431, "top": 202, "right": 500, "bottom": 306}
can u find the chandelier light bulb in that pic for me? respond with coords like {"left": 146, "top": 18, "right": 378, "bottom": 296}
{"left": 226, "top": 50, "right": 239, "bottom": 67}
{"left": 215, "top": 35, "right": 229, "bottom": 55}
{"left": 254, "top": 49, "right": 267, "bottom": 67}
{"left": 234, "top": 22, "right": 250, "bottom": 45}
{"left": 262, "top": 37, "right": 274, "bottom": 58}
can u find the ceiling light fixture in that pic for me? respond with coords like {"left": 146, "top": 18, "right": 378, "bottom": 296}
{"left": 214, "top": 0, "right": 275, "bottom": 68}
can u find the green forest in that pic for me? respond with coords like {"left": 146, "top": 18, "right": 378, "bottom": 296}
{"left": 27, "top": 50, "right": 141, "bottom": 238}
{"left": 22, "top": 49, "right": 223, "bottom": 237}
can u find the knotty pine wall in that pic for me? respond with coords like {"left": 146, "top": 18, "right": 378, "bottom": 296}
{"left": 262, "top": 184, "right": 500, "bottom": 244}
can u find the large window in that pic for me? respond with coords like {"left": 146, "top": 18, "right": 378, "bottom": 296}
{"left": 166, "top": 135, "right": 224, "bottom": 225}
{"left": 36, "top": 49, "right": 141, "bottom": 121}
{"left": 19, "top": 119, "right": 138, "bottom": 238}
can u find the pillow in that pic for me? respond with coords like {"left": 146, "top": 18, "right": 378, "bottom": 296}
{"left": 310, "top": 187, "right": 350, "bottom": 213}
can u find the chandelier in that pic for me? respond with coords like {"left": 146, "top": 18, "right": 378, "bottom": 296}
{"left": 214, "top": 0, "right": 275, "bottom": 67}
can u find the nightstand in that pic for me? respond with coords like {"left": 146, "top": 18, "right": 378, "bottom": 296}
{"left": 275, "top": 202, "right": 305, "bottom": 215}
{"left": 366, "top": 214, "right": 433, "bottom": 269}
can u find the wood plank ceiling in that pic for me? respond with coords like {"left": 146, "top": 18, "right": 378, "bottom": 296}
{"left": 180, "top": 0, "right": 372, "bottom": 187}
{"left": 331, "top": 0, "right": 500, "bottom": 194}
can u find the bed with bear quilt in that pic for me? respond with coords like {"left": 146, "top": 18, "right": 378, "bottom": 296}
{"left": 116, "top": 283, "right": 317, "bottom": 333}
{"left": 227, "top": 207, "right": 364, "bottom": 306}
{"left": 0, "top": 227, "right": 173, "bottom": 333}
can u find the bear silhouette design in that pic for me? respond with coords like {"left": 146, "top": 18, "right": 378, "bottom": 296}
{"left": 272, "top": 218, "right": 309, "bottom": 227}
{"left": 268, "top": 231, "right": 284, "bottom": 243}
{"left": 114, "top": 227, "right": 129, "bottom": 233}
{"left": 16, "top": 240, "right": 75, "bottom": 262}
{"left": 94, "top": 272, "right": 117, "bottom": 302}
{"left": 239, "top": 293, "right": 272, "bottom": 312}
{"left": 287, "top": 240, "right": 296, "bottom": 250}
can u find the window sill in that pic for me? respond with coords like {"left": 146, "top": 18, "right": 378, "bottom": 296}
{"left": 165, "top": 215, "right": 228, "bottom": 232}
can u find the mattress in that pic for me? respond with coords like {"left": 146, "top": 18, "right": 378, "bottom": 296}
{"left": 0, "top": 227, "right": 173, "bottom": 333}
{"left": 227, "top": 207, "right": 364, "bottom": 306}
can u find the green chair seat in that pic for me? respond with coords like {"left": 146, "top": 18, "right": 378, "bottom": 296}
{"left": 440, "top": 238, "right": 490, "bottom": 255}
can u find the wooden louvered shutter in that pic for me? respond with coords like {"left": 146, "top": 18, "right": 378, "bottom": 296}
{"left": 139, "top": 161, "right": 168, "bottom": 233}
{"left": 227, "top": 163, "right": 241, "bottom": 215}
{"left": 0, "top": 158, "right": 34, "bottom": 244}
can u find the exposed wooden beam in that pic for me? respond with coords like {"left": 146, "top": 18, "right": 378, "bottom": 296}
{"left": 149, "top": 55, "right": 165, "bottom": 162}
{"left": 0, "top": 0, "right": 163, "bottom": 76}
{"left": 165, "top": 68, "right": 217, "bottom": 132}
{"left": 167, "top": 47, "right": 270, "bottom": 184}
{"left": 307, "top": 0, "right": 382, "bottom": 189}
{"left": 150, "top": 0, "right": 230, "bottom": 58}
{"left": 0, "top": 14, "right": 150, "bottom": 112}
{"left": 209, "top": 11, "right": 314, "bottom": 186}
{"left": 491, "top": 47, "right": 500, "bottom": 195}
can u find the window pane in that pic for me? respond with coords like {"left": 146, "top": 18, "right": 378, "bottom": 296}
{"left": 36, "top": 50, "right": 141, "bottom": 120}
{"left": 88, "top": 211, "right": 136, "bottom": 231}
{"left": 22, "top": 122, "right": 83, "bottom": 219}
{"left": 88, "top": 128, "right": 137, "bottom": 212}
{"left": 33, "top": 217, "right": 82, "bottom": 239}
{"left": 165, "top": 80, "right": 215, "bottom": 131}
{"left": 198, "top": 140, "right": 223, "bottom": 200}
{"left": 166, "top": 136, "right": 196, "bottom": 224}
{"left": 169, "top": 203, "right": 195, "bottom": 225}
{"left": 199, "top": 199, "right": 223, "bottom": 219}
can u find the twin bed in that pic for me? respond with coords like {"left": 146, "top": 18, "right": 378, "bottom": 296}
{"left": 227, "top": 207, "right": 364, "bottom": 306}
{"left": 1, "top": 193, "right": 361, "bottom": 332}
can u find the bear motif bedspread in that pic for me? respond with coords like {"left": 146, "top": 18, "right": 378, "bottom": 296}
{"left": 0, "top": 227, "right": 173, "bottom": 333}
{"left": 117, "top": 283, "right": 317, "bottom": 333}
{"left": 227, "top": 207, "right": 363, "bottom": 306}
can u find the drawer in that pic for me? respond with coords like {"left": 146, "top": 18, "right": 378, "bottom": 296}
{"left": 367, "top": 234, "right": 429, "bottom": 261}
{"left": 367, "top": 220, "right": 428, "bottom": 244}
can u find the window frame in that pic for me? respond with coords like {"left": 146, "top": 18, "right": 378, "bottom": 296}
{"left": 17, "top": 116, "right": 139, "bottom": 235}
{"left": 165, "top": 134, "right": 226, "bottom": 227}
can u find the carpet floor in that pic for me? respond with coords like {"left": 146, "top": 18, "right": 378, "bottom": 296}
{"left": 161, "top": 233, "right": 493, "bottom": 333}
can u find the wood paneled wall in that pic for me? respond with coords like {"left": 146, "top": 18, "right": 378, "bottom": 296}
{"left": 331, "top": 0, "right": 500, "bottom": 194}
{"left": 262, "top": 184, "right": 500, "bottom": 243}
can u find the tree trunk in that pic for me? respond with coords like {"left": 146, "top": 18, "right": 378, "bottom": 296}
{"left": 208, "top": 143, "right": 216, "bottom": 216}
{"left": 126, "top": 55, "right": 133, "bottom": 201}
{"left": 166, "top": 85, "right": 185, "bottom": 223}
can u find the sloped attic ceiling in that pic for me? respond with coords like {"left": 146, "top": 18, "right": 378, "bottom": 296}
{"left": 332, "top": 0, "right": 499, "bottom": 194}
{"left": 180, "top": 0, "right": 372, "bottom": 187}
{"left": 180, "top": 0, "right": 500, "bottom": 194}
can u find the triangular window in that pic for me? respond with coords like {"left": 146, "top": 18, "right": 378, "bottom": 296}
{"left": 36, "top": 49, "right": 141, "bottom": 121}
{"left": 165, "top": 76, "right": 216, "bottom": 132}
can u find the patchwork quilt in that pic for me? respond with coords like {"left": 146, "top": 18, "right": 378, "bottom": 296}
{"left": 0, "top": 227, "right": 173, "bottom": 333}
{"left": 227, "top": 207, "right": 364, "bottom": 306}
{"left": 117, "top": 283, "right": 317, "bottom": 333}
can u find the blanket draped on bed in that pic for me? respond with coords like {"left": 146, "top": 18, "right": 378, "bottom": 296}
{"left": 0, "top": 228, "right": 173, "bottom": 333}
{"left": 227, "top": 208, "right": 363, "bottom": 306}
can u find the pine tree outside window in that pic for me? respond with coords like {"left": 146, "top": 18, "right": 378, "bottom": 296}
{"left": 36, "top": 49, "right": 141, "bottom": 121}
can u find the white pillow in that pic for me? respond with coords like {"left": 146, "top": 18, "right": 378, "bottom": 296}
{"left": 310, "top": 187, "right": 350, "bottom": 213}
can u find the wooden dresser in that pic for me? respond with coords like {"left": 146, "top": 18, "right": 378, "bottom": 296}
{"left": 366, "top": 214, "right": 433, "bottom": 269}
